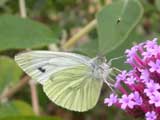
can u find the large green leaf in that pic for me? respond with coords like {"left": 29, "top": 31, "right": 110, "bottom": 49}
{"left": 0, "top": 116, "right": 61, "bottom": 120}
{"left": 0, "top": 56, "right": 22, "bottom": 94}
{"left": 0, "top": 100, "right": 34, "bottom": 117}
{"left": 0, "top": 15, "right": 59, "bottom": 51}
{"left": 97, "top": 0, "right": 143, "bottom": 55}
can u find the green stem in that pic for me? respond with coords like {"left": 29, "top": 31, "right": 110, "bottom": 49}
{"left": 62, "top": 19, "right": 97, "bottom": 50}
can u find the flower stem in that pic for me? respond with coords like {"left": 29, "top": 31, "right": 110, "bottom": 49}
{"left": 29, "top": 80, "right": 40, "bottom": 115}
{"left": 62, "top": 19, "right": 97, "bottom": 50}
{"left": 19, "top": 0, "right": 27, "bottom": 18}
{"left": 0, "top": 76, "right": 30, "bottom": 100}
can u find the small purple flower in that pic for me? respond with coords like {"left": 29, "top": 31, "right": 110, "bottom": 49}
{"left": 142, "top": 50, "right": 153, "bottom": 59}
{"left": 119, "top": 94, "right": 135, "bottom": 110}
{"left": 148, "top": 60, "right": 160, "bottom": 73}
{"left": 144, "top": 38, "right": 157, "bottom": 49}
{"left": 145, "top": 111, "right": 157, "bottom": 120}
{"left": 125, "top": 46, "right": 137, "bottom": 57}
{"left": 104, "top": 94, "right": 118, "bottom": 107}
{"left": 116, "top": 70, "right": 127, "bottom": 81}
{"left": 144, "top": 81, "right": 160, "bottom": 96}
{"left": 149, "top": 45, "right": 160, "bottom": 57}
{"left": 115, "top": 70, "right": 127, "bottom": 87}
{"left": 149, "top": 93, "right": 160, "bottom": 107}
{"left": 126, "top": 57, "right": 134, "bottom": 64}
{"left": 132, "top": 91, "right": 143, "bottom": 105}
{"left": 125, "top": 76, "right": 136, "bottom": 85}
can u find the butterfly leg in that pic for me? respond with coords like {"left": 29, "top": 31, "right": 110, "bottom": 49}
{"left": 103, "top": 78, "right": 114, "bottom": 92}
{"left": 102, "top": 68, "right": 115, "bottom": 91}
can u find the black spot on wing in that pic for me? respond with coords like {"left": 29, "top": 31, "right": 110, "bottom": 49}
{"left": 38, "top": 67, "right": 46, "bottom": 73}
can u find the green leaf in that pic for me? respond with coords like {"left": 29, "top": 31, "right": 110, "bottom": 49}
{"left": 0, "top": 100, "right": 34, "bottom": 117}
{"left": 0, "top": 56, "right": 22, "bottom": 94}
{"left": 0, "top": 116, "right": 62, "bottom": 120}
{"left": 0, "top": 15, "right": 60, "bottom": 51}
{"left": 155, "top": 0, "right": 160, "bottom": 12}
{"left": 97, "top": 0, "right": 143, "bottom": 55}
{"left": 73, "top": 39, "right": 98, "bottom": 57}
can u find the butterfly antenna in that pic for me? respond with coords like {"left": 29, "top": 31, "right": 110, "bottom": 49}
{"left": 112, "top": 67, "right": 122, "bottom": 74}
{"left": 108, "top": 55, "right": 125, "bottom": 66}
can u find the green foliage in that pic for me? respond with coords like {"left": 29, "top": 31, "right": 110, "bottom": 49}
{"left": 52, "top": 0, "right": 76, "bottom": 10}
{"left": 74, "top": 39, "right": 98, "bottom": 57}
{"left": 105, "top": 107, "right": 132, "bottom": 120}
{"left": 0, "top": 56, "right": 22, "bottom": 94}
{"left": 0, "top": 0, "right": 8, "bottom": 6}
{"left": 0, "top": 100, "right": 34, "bottom": 117}
{"left": 0, "top": 15, "right": 59, "bottom": 51}
{"left": 0, "top": 116, "right": 62, "bottom": 120}
{"left": 155, "top": 0, "right": 160, "bottom": 12}
{"left": 37, "top": 84, "right": 49, "bottom": 107}
{"left": 97, "top": 0, "right": 144, "bottom": 55}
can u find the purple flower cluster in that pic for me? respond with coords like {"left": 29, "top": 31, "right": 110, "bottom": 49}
{"left": 104, "top": 38, "right": 160, "bottom": 120}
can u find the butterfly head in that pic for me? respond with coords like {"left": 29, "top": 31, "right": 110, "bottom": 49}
{"left": 91, "top": 56, "right": 106, "bottom": 65}
{"left": 90, "top": 57, "right": 110, "bottom": 80}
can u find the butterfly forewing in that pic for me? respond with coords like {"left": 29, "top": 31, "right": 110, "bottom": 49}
{"left": 43, "top": 64, "right": 103, "bottom": 112}
{"left": 15, "top": 51, "right": 90, "bottom": 84}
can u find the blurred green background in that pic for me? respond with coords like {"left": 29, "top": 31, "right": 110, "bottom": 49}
{"left": 0, "top": 0, "right": 159, "bottom": 120}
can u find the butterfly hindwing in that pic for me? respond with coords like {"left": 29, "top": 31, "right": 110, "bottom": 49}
{"left": 43, "top": 64, "right": 103, "bottom": 112}
{"left": 15, "top": 51, "right": 90, "bottom": 84}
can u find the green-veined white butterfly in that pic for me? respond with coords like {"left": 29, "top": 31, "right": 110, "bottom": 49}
{"left": 15, "top": 51, "right": 113, "bottom": 112}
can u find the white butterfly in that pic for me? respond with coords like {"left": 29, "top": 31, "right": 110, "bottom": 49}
{"left": 15, "top": 51, "right": 113, "bottom": 112}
